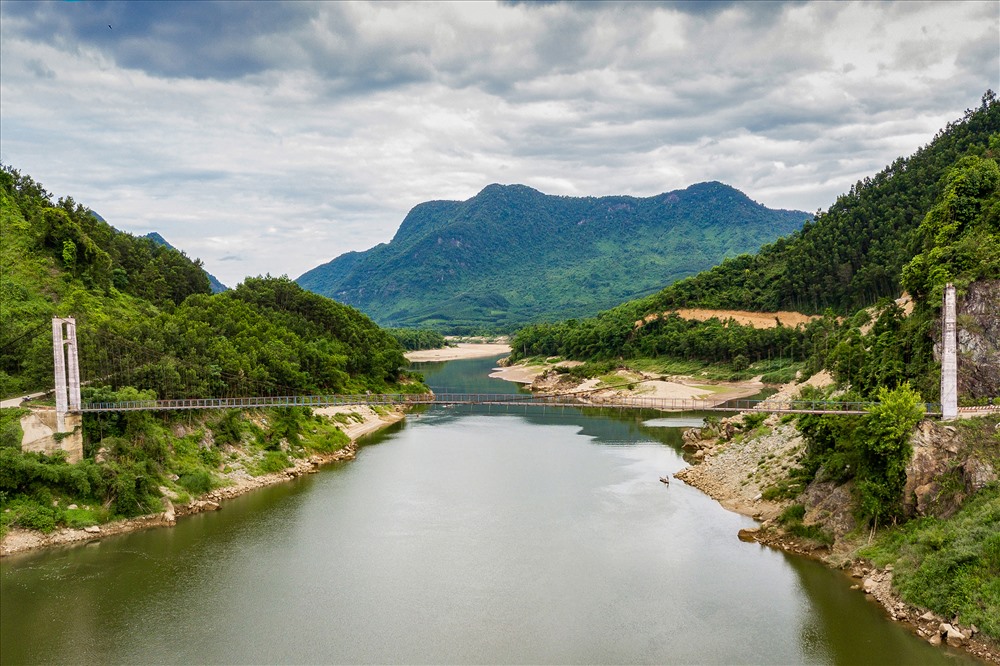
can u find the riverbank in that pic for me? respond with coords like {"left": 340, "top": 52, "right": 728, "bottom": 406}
{"left": 674, "top": 411, "right": 1000, "bottom": 664}
{"left": 405, "top": 342, "right": 512, "bottom": 362}
{"left": 0, "top": 405, "right": 406, "bottom": 558}
{"left": 491, "top": 359, "right": 765, "bottom": 405}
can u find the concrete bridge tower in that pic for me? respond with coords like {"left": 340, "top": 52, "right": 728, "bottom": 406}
{"left": 17, "top": 318, "right": 83, "bottom": 462}
{"left": 52, "top": 317, "right": 82, "bottom": 426}
{"left": 941, "top": 284, "right": 958, "bottom": 420}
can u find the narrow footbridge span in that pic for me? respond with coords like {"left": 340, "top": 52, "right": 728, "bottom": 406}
{"left": 79, "top": 392, "right": 943, "bottom": 417}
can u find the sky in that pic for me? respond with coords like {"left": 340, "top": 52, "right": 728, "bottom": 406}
{"left": 1, "top": 1, "right": 997, "bottom": 287}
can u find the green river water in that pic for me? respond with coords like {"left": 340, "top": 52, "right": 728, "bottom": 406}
{"left": 0, "top": 356, "right": 977, "bottom": 664}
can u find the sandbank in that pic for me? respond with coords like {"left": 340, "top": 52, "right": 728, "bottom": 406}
{"left": 406, "top": 343, "right": 511, "bottom": 362}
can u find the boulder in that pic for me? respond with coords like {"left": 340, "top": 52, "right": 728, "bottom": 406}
{"left": 83, "top": 525, "right": 101, "bottom": 534}
{"left": 963, "top": 458, "right": 996, "bottom": 493}
{"left": 682, "top": 428, "right": 701, "bottom": 443}
{"left": 862, "top": 578, "right": 877, "bottom": 594}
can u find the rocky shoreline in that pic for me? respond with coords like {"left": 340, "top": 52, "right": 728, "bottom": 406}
{"left": 0, "top": 407, "right": 405, "bottom": 559}
{"left": 675, "top": 413, "right": 1000, "bottom": 664}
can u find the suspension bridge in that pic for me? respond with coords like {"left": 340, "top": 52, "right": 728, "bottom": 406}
{"left": 77, "top": 391, "right": 927, "bottom": 416}
{"left": 39, "top": 314, "right": 951, "bottom": 418}
{"left": 33, "top": 284, "right": 965, "bottom": 423}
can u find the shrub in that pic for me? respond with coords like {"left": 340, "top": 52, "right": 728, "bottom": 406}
{"left": 856, "top": 383, "right": 925, "bottom": 525}
{"left": 2, "top": 498, "right": 58, "bottom": 533}
{"left": 778, "top": 504, "right": 806, "bottom": 524}
{"left": 257, "top": 451, "right": 290, "bottom": 475}
{"left": 176, "top": 470, "right": 214, "bottom": 495}
{"left": 740, "top": 412, "right": 767, "bottom": 431}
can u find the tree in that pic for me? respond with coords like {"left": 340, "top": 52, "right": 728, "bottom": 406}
{"left": 856, "top": 383, "right": 926, "bottom": 525}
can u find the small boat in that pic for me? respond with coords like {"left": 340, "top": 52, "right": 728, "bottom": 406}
{"left": 659, "top": 475, "right": 670, "bottom": 485}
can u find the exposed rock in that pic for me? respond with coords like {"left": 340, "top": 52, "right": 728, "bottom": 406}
{"left": 162, "top": 498, "right": 176, "bottom": 525}
{"left": 802, "top": 481, "right": 856, "bottom": 542}
{"left": 904, "top": 420, "right": 966, "bottom": 518}
{"left": 963, "top": 458, "right": 996, "bottom": 493}
{"left": 928, "top": 633, "right": 942, "bottom": 647}
{"left": 682, "top": 428, "right": 701, "bottom": 443}
{"left": 941, "top": 624, "right": 966, "bottom": 648}
{"left": 83, "top": 525, "right": 101, "bottom": 534}
{"left": 957, "top": 280, "right": 1000, "bottom": 398}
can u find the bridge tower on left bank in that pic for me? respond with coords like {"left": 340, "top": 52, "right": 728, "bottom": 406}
{"left": 52, "top": 317, "right": 82, "bottom": 429}
{"left": 15, "top": 318, "right": 83, "bottom": 462}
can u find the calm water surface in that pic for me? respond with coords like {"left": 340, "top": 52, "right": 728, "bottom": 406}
{"left": 1, "top": 356, "right": 975, "bottom": 664}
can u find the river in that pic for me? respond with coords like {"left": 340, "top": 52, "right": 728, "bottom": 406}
{"left": 0, "top": 356, "right": 975, "bottom": 664}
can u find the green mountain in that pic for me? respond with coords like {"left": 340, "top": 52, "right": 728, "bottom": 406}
{"left": 143, "top": 232, "right": 228, "bottom": 293}
{"left": 1, "top": 165, "right": 422, "bottom": 531}
{"left": 642, "top": 94, "right": 1000, "bottom": 315}
{"left": 509, "top": 92, "right": 1000, "bottom": 400}
{"left": 296, "top": 182, "right": 809, "bottom": 332}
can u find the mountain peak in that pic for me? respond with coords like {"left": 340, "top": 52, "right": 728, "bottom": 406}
{"left": 297, "top": 183, "right": 809, "bottom": 331}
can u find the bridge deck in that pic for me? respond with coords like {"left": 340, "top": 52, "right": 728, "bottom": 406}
{"left": 77, "top": 393, "right": 943, "bottom": 417}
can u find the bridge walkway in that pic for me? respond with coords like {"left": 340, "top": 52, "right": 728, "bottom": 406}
{"left": 77, "top": 393, "right": 943, "bottom": 417}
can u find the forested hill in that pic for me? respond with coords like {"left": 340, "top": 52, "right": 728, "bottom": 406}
{"left": 0, "top": 166, "right": 413, "bottom": 399}
{"left": 643, "top": 92, "right": 1000, "bottom": 315}
{"left": 144, "top": 232, "right": 228, "bottom": 293}
{"left": 296, "top": 182, "right": 809, "bottom": 332}
{"left": 509, "top": 92, "right": 1000, "bottom": 402}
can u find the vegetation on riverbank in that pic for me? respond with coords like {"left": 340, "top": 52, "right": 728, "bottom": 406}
{"left": 0, "top": 164, "right": 426, "bottom": 540}
{"left": 1, "top": 390, "right": 372, "bottom": 539}
{"left": 387, "top": 328, "right": 448, "bottom": 350}
{"left": 510, "top": 93, "right": 1000, "bottom": 403}
{"left": 861, "top": 482, "right": 1000, "bottom": 639}
{"left": 513, "top": 94, "right": 1000, "bottom": 650}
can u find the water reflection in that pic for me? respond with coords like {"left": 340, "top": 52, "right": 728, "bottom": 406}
{"left": 1, "top": 356, "right": 979, "bottom": 665}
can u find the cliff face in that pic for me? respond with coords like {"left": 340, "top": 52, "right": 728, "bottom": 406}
{"left": 903, "top": 419, "right": 998, "bottom": 519}
{"left": 956, "top": 280, "right": 1000, "bottom": 399}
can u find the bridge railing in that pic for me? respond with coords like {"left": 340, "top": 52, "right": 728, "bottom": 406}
{"left": 77, "top": 392, "right": 942, "bottom": 416}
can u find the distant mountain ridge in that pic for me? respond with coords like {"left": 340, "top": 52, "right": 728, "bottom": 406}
{"left": 143, "top": 232, "right": 228, "bottom": 293}
{"left": 296, "top": 182, "right": 809, "bottom": 331}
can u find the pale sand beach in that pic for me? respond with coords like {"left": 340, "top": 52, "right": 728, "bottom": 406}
{"left": 405, "top": 343, "right": 512, "bottom": 362}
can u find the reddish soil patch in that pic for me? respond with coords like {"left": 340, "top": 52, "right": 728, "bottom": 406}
{"left": 638, "top": 308, "right": 820, "bottom": 329}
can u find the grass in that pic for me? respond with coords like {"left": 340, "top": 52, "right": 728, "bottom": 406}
{"left": 251, "top": 450, "right": 291, "bottom": 475}
{"left": 859, "top": 482, "right": 1000, "bottom": 639}
{"left": 615, "top": 357, "right": 805, "bottom": 384}
{"left": 301, "top": 416, "right": 351, "bottom": 453}
{"left": 775, "top": 502, "right": 833, "bottom": 545}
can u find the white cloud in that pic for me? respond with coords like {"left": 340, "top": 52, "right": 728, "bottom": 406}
{"left": 1, "top": 0, "right": 997, "bottom": 287}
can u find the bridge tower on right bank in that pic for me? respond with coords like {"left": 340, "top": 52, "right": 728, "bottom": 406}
{"left": 941, "top": 283, "right": 958, "bottom": 421}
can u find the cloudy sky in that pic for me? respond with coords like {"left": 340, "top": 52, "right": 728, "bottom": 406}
{"left": 1, "top": 1, "right": 997, "bottom": 286}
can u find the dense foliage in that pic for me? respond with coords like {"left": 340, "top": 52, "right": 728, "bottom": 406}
{"left": 1, "top": 165, "right": 209, "bottom": 395}
{"left": 1, "top": 166, "right": 416, "bottom": 399}
{"left": 862, "top": 482, "right": 1000, "bottom": 638}
{"left": 387, "top": 328, "right": 448, "bottom": 350}
{"left": 788, "top": 385, "right": 925, "bottom": 526}
{"left": 643, "top": 92, "right": 999, "bottom": 314}
{"left": 511, "top": 307, "right": 837, "bottom": 376}
{"left": 511, "top": 95, "right": 1000, "bottom": 401}
{"left": 144, "top": 231, "right": 228, "bottom": 293}
{"left": 1, "top": 393, "right": 355, "bottom": 535}
{"left": 297, "top": 182, "right": 808, "bottom": 332}
{"left": 0, "top": 165, "right": 424, "bottom": 537}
